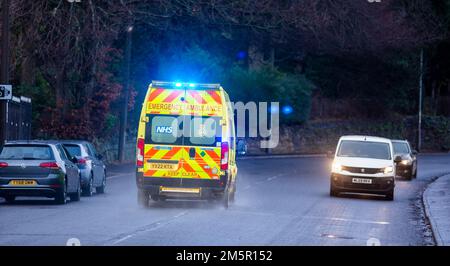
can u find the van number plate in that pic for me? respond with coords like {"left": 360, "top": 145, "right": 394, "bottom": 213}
{"left": 148, "top": 163, "right": 178, "bottom": 171}
{"left": 352, "top": 178, "right": 372, "bottom": 184}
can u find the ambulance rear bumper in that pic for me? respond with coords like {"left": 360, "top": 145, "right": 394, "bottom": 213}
{"left": 135, "top": 172, "right": 228, "bottom": 198}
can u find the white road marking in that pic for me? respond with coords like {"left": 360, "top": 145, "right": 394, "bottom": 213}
{"left": 110, "top": 211, "right": 189, "bottom": 245}
{"left": 107, "top": 173, "right": 130, "bottom": 180}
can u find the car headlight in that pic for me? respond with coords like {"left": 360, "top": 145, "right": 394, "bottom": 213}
{"left": 332, "top": 162, "right": 342, "bottom": 173}
{"left": 384, "top": 166, "right": 394, "bottom": 174}
{"left": 401, "top": 159, "right": 412, "bottom": 165}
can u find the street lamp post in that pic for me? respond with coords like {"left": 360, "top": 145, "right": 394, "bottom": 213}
{"left": 418, "top": 49, "right": 424, "bottom": 152}
{"left": 118, "top": 25, "right": 133, "bottom": 162}
{"left": 1, "top": 0, "right": 11, "bottom": 151}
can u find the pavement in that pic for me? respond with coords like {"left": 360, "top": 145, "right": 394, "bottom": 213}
{"left": 423, "top": 174, "right": 450, "bottom": 246}
{"left": 1, "top": 154, "right": 450, "bottom": 246}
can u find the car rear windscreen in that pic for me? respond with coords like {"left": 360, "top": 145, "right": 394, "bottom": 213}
{"left": 63, "top": 144, "right": 82, "bottom": 157}
{"left": 338, "top": 140, "right": 391, "bottom": 160}
{"left": 393, "top": 142, "right": 410, "bottom": 154}
{"left": 0, "top": 145, "right": 54, "bottom": 160}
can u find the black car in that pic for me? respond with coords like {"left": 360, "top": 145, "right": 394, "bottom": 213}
{"left": 0, "top": 141, "right": 81, "bottom": 204}
{"left": 392, "top": 139, "right": 418, "bottom": 180}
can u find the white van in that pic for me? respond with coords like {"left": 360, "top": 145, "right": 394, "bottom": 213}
{"left": 329, "top": 135, "right": 402, "bottom": 200}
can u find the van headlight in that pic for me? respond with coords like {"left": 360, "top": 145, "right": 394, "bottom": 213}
{"left": 332, "top": 162, "right": 342, "bottom": 173}
{"left": 401, "top": 159, "right": 412, "bottom": 165}
{"left": 384, "top": 166, "right": 394, "bottom": 174}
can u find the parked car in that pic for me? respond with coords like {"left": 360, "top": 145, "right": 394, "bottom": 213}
{"left": 392, "top": 139, "right": 418, "bottom": 180}
{"left": 0, "top": 141, "right": 81, "bottom": 204}
{"left": 329, "top": 135, "right": 401, "bottom": 200}
{"left": 60, "top": 140, "right": 106, "bottom": 196}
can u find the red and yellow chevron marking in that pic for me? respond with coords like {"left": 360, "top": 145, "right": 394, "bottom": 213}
{"left": 185, "top": 90, "right": 223, "bottom": 117}
{"left": 143, "top": 144, "right": 221, "bottom": 180}
{"left": 146, "top": 87, "right": 223, "bottom": 117}
{"left": 146, "top": 88, "right": 184, "bottom": 115}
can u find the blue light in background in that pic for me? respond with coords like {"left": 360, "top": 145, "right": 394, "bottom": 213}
{"left": 175, "top": 82, "right": 182, "bottom": 87}
{"left": 282, "top": 105, "right": 293, "bottom": 115}
{"left": 189, "top": 83, "right": 196, "bottom": 87}
{"left": 236, "top": 51, "right": 247, "bottom": 60}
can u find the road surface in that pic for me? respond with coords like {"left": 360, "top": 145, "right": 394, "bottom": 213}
{"left": 1, "top": 154, "right": 449, "bottom": 246}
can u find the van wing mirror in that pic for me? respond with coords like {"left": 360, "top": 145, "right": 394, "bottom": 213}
{"left": 394, "top": 155, "right": 403, "bottom": 163}
{"left": 326, "top": 151, "right": 335, "bottom": 159}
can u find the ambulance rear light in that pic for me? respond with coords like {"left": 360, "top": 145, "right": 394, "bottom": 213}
{"left": 137, "top": 138, "right": 144, "bottom": 167}
{"left": 221, "top": 142, "right": 229, "bottom": 170}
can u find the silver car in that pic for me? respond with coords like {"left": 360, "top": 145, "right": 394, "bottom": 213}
{"left": 61, "top": 141, "right": 106, "bottom": 196}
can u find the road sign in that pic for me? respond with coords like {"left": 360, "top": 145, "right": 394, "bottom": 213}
{"left": 0, "top": 84, "right": 12, "bottom": 100}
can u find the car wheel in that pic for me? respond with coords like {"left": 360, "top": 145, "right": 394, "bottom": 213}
{"left": 406, "top": 172, "right": 413, "bottom": 181}
{"left": 413, "top": 165, "right": 418, "bottom": 179}
{"left": 82, "top": 175, "right": 94, "bottom": 197}
{"left": 138, "top": 189, "right": 150, "bottom": 207}
{"left": 55, "top": 179, "right": 67, "bottom": 205}
{"left": 4, "top": 195, "right": 15, "bottom": 203}
{"left": 330, "top": 186, "right": 339, "bottom": 197}
{"left": 385, "top": 189, "right": 394, "bottom": 201}
{"left": 70, "top": 178, "right": 81, "bottom": 202}
{"left": 96, "top": 173, "right": 106, "bottom": 194}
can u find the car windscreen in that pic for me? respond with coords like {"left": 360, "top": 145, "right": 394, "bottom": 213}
{"left": 0, "top": 145, "right": 54, "bottom": 160}
{"left": 63, "top": 144, "right": 82, "bottom": 157}
{"left": 393, "top": 142, "right": 410, "bottom": 154}
{"left": 337, "top": 140, "right": 391, "bottom": 160}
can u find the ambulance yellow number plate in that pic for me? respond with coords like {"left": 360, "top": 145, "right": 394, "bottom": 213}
{"left": 148, "top": 162, "right": 178, "bottom": 171}
{"left": 160, "top": 187, "right": 200, "bottom": 194}
{"left": 9, "top": 180, "right": 37, "bottom": 186}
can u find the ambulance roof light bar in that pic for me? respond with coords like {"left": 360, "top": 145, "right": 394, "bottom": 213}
{"left": 152, "top": 81, "right": 220, "bottom": 89}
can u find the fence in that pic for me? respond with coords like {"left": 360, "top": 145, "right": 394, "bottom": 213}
{"left": 4, "top": 96, "right": 32, "bottom": 141}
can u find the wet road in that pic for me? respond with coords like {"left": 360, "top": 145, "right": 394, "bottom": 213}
{"left": 1, "top": 154, "right": 450, "bottom": 246}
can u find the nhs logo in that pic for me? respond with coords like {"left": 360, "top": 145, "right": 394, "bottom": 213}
{"left": 156, "top": 126, "right": 173, "bottom": 134}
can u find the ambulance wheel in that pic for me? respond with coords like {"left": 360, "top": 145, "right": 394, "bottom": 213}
{"left": 137, "top": 189, "right": 150, "bottom": 207}
{"left": 223, "top": 190, "right": 229, "bottom": 209}
{"left": 229, "top": 183, "right": 236, "bottom": 203}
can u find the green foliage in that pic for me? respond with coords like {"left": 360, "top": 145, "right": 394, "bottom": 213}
{"left": 224, "top": 66, "right": 313, "bottom": 123}
{"left": 14, "top": 72, "right": 54, "bottom": 130}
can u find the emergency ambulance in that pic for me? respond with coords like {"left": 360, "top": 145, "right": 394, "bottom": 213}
{"left": 135, "top": 81, "right": 238, "bottom": 208}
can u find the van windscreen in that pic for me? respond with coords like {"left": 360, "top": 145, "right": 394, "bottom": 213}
{"left": 337, "top": 140, "right": 391, "bottom": 160}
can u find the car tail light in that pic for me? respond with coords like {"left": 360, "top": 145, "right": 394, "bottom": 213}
{"left": 39, "top": 162, "right": 60, "bottom": 170}
{"left": 0, "top": 162, "right": 8, "bottom": 168}
{"left": 137, "top": 138, "right": 144, "bottom": 167}
{"left": 77, "top": 157, "right": 87, "bottom": 165}
{"left": 221, "top": 142, "right": 229, "bottom": 170}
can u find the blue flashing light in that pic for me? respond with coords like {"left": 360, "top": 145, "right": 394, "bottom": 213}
{"left": 282, "top": 105, "right": 293, "bottom": 115}
{"left": 237, "top": 51, "right": 247, "bottom": 60}
{"left": 175, "top": 82, "right": 182, "bottom": 87}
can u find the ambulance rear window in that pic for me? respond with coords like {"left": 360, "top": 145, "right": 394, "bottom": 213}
{"left": 148, "top": 116, "right": 180, "bottom": 144}
{"left": 187, "top": 117, "right": 220, "bottom": 146}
